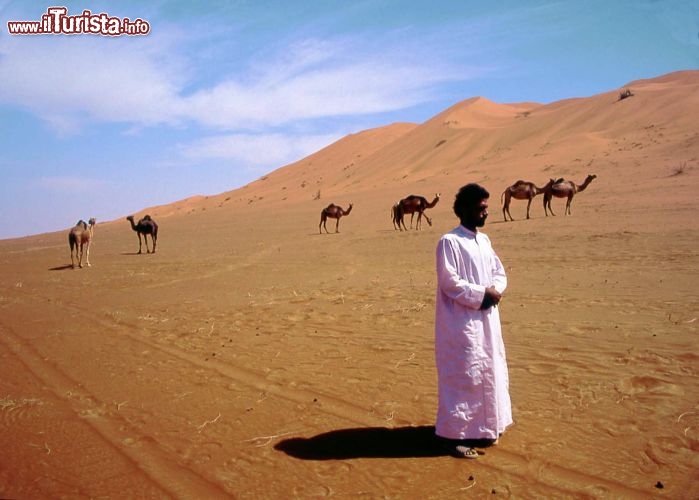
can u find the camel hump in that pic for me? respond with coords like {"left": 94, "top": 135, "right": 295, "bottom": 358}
{"left": 513, "top": 180, "right": 527, "bottom": 186}
{"left": 554, "top": 178, "right": 565, "bottom": 184}
{"left": 142, "top": 214, "right": 152, "bottom": 221}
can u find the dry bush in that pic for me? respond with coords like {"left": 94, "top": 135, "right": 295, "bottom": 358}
{"left": 618, "top": 88, "right": 634, "bottom": 101}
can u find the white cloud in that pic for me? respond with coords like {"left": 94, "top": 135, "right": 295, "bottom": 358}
{"left": 0, "top": 31, "right": 187, "bottom": 132}
{"left": 0, "top": 23, "right": 472, "bottom": 133}
{"left": 181, "top": 132, "right": 342, "bottom": 167}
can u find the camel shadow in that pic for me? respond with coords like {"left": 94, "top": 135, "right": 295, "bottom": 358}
{"left": 49, "top": 264, "right": 75, "bottom": 271}
{"left": 274, "top": 425, "right": 448, "bottom": 460}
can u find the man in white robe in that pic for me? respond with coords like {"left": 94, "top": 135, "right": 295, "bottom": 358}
{"left": 434, "top": 183, "right": 512, "bottom": 458}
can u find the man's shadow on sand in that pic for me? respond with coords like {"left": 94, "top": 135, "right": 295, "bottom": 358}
{"left": 275, "top": 425, "right": 492, "bottom": 460}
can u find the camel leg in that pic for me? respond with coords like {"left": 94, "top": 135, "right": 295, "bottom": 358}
{"left": 152, "top": 235, "right": 157, "bottom": 254}
{"left": 503, "top": 203, "right": 513, "bottom": 222}
{"left": 526, "top": 198, "right": 532, "bottom": 219}
{"left": 566, "top": 195, "right": 573, "bottom": 215}
{"left": 145, "top": 234, "right": 151, "bottom": 254}
{"left": 85, "top": 241, "right": 91, "bottom": 267}
{"left": 503, "top": 193, "right": 515, "bottom": 221}
{"left": 399, "top": 212, "right": 407, "bottom": 231}
{"left": 335, "top": 218, "right": 340, "bottom": 233}
{"left": 70, "top": 238, "right": 76, "bottom": 268}
{"left": 544, "top": 196, "right": 556, "bottom": 217}
{"left": 137, "top": 233, "right": 143, "bottom": 253}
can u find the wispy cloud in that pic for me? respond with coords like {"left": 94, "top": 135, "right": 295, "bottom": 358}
{"left": 0, "top": 31, "right": 186, "bottom": 132}
{"left": 0, "top": 18, "right": 478, "bottom": 134}
{"left": 180, "top": 132, "right": 342, "bottom": 167}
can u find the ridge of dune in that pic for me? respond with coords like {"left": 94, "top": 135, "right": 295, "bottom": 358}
{"left": 129, "top": 70, "right": 699, "bottom": 224}
{"left": 429, "top": 96, "right": 540, "bottom": 129}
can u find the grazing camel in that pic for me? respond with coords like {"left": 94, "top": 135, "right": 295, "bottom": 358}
{"left": 501, "top": 178, "right": 556, "bottom": 221}
{"left": 319, "top": 203, "right": 353, "bottom": 233}
{"left": 396, "top": 193, "right": 440, "bottom": 231}
{"left": 126, "top": 214, "right": 159, "bottom": 253}
{"left": 543, "top": 174, "right": 597, "bottom": 216}
{"left": 68, "top": 218, "right": 96, "bottom": 268}
{"left": 392, "top": 200, "right": 432, "bottom": 230}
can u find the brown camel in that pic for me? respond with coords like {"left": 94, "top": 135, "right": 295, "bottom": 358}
{"left": 68, "top": 217, "right": 96, "bottom": 268}
{"left": 396, "top": 193, "right": 440, "bottom": 231}
{"left": 126, "top": 214, "right": 158, "bottom": 253}
{"left": 544, "top": 174, "right": 597, "bottom": 216}
{"left": 392, "top": 200, "right": 432, "bottom": 230}
{"left": 501, "top": 178, "right": 556, "bottom": 221}
{"left": 319, "top": 203, "right": 353, "bottom": 233}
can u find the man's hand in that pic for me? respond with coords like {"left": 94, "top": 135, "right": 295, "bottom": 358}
{"left": 480, "top": 286, "right": 502, "bottom": 309}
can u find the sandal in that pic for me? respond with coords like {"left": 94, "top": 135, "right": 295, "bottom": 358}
{"left": 451, "top": 445, "right": 479, "bottom": 459}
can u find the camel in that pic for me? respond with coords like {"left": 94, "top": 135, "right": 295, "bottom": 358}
{"left": 396, "top": 193, "right": 440, "bottom": 231}
{"left": 68, "top": 218, "right": 96, "bottom": 268}
{"left": 126, "top": 214, "right": 158, "bottom": 253}
{"left": 319, "top": 203, "right": 353, "bottom": 233}
{"left": 501, "top": 178, "right": 556, "bottom": 221}
{"left": 392, "top": 201, "right": 432, "bottom": 230}
{"left": 544, "top": 174, "right": 597, "bottom": 216}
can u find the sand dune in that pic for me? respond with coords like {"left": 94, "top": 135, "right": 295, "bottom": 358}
{"left": 1, "top": 70, "right": 698, "bottom": 498}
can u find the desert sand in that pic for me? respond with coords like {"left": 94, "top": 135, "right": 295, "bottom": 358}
{"left": 1, "top": 71, "right": 697, "bottom": 499}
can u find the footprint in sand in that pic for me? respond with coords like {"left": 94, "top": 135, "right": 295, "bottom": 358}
{"left": 617, "top": 375, "right": 684, "bottom": 396}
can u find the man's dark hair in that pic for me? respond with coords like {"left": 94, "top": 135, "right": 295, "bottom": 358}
{"left": 453, "top": 183, "right": 489, "bottom": 220}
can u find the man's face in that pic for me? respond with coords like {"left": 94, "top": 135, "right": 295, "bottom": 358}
{"left": 464, "top": 198, "right": 489, "bottom": 228}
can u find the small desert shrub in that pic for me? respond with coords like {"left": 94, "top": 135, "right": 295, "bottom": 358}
{"left": 618, "top": 88, "right": 634, "bottom": 101}
{"left": 671, "top": 161, "right": 688, "bottom": 176}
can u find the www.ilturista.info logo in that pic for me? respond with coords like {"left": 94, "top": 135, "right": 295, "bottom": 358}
{"left": 7, "top": 7, "right": 150, "bottom": 36}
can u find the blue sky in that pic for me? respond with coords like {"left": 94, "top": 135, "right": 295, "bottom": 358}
{"left": 0, "top": 1, "right": 697, "bottom": 239}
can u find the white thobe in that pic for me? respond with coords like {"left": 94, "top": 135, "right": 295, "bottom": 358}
{"left": 434, "top": 225, "right": 512, "bottom": 440}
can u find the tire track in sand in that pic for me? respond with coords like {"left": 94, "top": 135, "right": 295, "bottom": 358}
{"left": 0, "top": 319, "right": 234, "bottom": 500}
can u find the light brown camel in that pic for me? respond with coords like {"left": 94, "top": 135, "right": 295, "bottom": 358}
{"left": 126, "top": 214, "right": 158, "bottom": 253}
{"left": 544, "top": 174, "right": 597, "bottom": 216}
{"left": 501, "top": 178, "right": 556, "bottom": 221}
{"left": 319, "top": 203, "right": 353, "bottom": 233}
{"left": 68, "top": 217, "right": 96, "bottom": 268}
{"left": 396, "top": 193, "right": 440, "bottom": 231}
